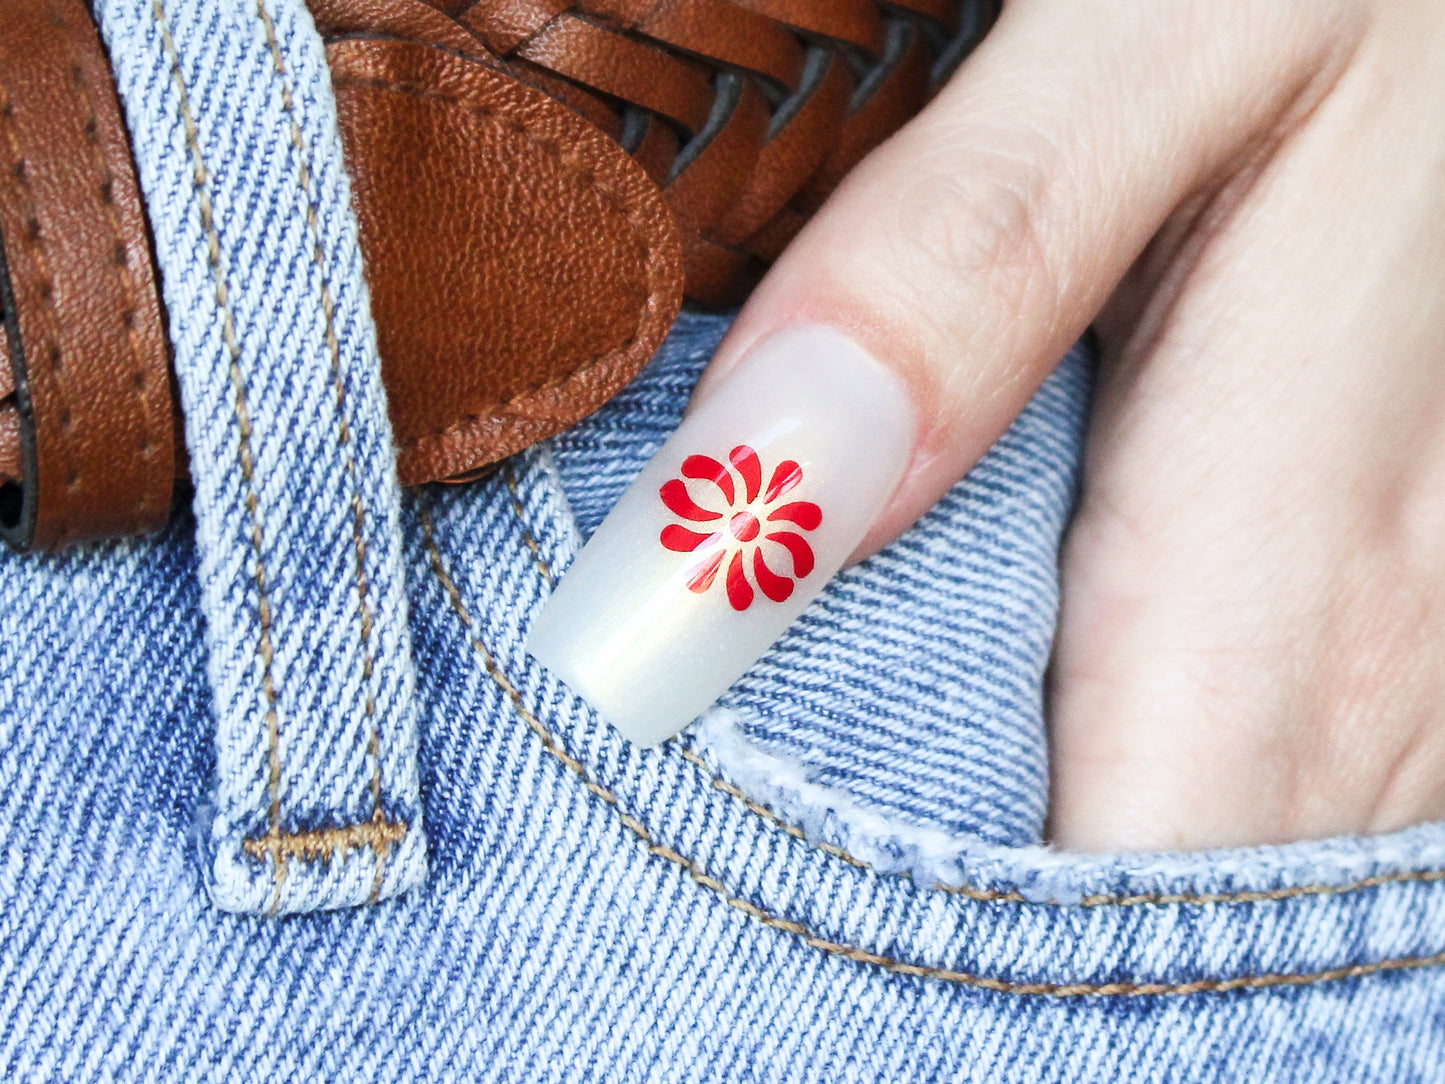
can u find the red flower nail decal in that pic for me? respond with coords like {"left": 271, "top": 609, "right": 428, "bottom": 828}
{"left": 659, "top": 445, "right": 823, "bottom": 611}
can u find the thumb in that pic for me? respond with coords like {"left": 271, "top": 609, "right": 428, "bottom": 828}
{"left": 527, "top": 0, "right": 1335, "bottom": 745}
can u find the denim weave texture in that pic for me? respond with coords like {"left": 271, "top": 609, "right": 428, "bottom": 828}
{"left": 3, "top": 315, "right": 1445, "bottom": 1081}
{"left": 3, "top": 4, "right": 1445, "bottom": 1079}
{"left": 553, "top": 325, "right": 1092, "bottom": 849}
{"left": 89, "top": 0, "right": 426, "bottom": 913}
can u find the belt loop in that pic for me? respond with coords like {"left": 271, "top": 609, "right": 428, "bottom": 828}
{"left": 92, "top": 0, "right": 427, "bottom": 913}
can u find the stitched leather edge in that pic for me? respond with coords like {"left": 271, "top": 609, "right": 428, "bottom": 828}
{"left": 326, "top": 37, "right": 684, "bottom": 487}
{"left": 420, "top": 501, "right": 1445, "bottom": 997}
{"left": 0, "top": 0, "right": 175, "bottom": 551}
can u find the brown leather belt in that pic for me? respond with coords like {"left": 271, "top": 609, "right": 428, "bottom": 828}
{"left": 0, "top": 0, "right": 175, "bottom": 551}
{"left": 0, "top": 0, "right": 997, "bottom": 551}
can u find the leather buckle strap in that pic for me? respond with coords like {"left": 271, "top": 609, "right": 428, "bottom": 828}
{"left": 0, "top": 0, "right": 175, "bottom": 551}
{"left": 329, "top": 36, "right": 685, "bottom": 486}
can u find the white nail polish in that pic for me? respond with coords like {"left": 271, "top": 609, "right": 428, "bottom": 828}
{"left": 527, "top": 326, "right": 914, "bottom": 746}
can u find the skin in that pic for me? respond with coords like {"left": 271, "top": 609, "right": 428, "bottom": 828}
{"left": 700, "top": 0, "right": 1445, "bottom": 850}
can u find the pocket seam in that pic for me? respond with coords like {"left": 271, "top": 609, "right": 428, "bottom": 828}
{"left": 425, "top": 499, "right": 1445, "bottom": 996}
{"left": 500, "top": 459, "right": 1445, "bottom": 910}
{"left": 676, "top": 740, "right": 1445, "bottom": 907}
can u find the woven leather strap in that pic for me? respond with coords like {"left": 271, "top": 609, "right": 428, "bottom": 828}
{"left": 2, "top": 0, "right": 1000, "bottom": 550}
{"left": 311, "top": 0, "right": 1001, "bottom": 304}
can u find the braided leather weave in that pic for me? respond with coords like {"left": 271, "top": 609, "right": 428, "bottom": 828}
{"left": 313, "top": 0, "right": 1001, "bottom": 304}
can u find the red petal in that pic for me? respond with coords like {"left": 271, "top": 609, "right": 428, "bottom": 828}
{"left": 753, "top": 549, "right": 794, "bottom": 603}
{"left": 726, "top": 551, "right": 754, "bottom": 611}
{"left": 766, "top": 501, "right": 822, "bottom": 531}
{"left": 683, "top": 455, "right": 735, "bottom": 505}
{"left": 766, "top": 531, "right": 815, "bottom": 578}
{"left": 661, "top": 479, "right": 722, "bottom": 522}
{"left": 684, "top": 548, "right": 725, "bottom": 593}
{"left": 660, "top": 525, "right": 716, "bottom": 552}
{"left": 730, "top": 445, "right": 762, "bottom": 503}
{"left": 763, "top": 460, "right": 802, "bottom": 503}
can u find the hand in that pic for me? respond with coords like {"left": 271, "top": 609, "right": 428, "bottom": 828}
{"left": 694, "top": 0, "right": 1445, "bottom": 849}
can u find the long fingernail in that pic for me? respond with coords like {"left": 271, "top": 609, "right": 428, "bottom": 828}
{"left": 527, "top": 326, "right": 914, "bottom": 746}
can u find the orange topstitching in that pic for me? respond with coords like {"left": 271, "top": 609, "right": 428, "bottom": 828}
{"left": 498, "top": 475, "right": 1445, "bottom": 910}
{"left": 256, "top": 0, "right": 401, "bottom": 906}
{"left": 154, "top": 0, "right": 289, "bottom": 912}
{"left": 421, "top": 500, "right": 1445, "bottom": 997}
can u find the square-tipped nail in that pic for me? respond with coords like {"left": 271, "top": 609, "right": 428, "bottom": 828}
{"left": 527, "top": 326, "right": 914, "bottom": 745}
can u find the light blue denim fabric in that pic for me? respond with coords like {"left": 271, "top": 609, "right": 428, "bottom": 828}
{"left": 5, "top": 312, "right": 1445, "bottom": 1081}
{"left": 90, "top": 0, "right": 425, "bottom": 914}
{"left": 5, "top": 5, "right": 1445, "bottom": 1082}
{"left": 553, "top": 325, "right": 1090, "bottom": 847}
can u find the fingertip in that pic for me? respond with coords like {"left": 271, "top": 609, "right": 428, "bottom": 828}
{"left": 532, "top": 324, "right": 915, "bottom": 744}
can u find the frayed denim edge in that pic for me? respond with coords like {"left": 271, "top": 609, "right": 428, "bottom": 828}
{"left": 694, "top": 705, "right": 1445, "bottom": 905}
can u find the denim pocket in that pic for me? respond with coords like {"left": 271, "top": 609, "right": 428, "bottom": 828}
{"left": 445, "top": 309, "right": 1445, "bottom": 1077}
{"left": 408, "top": 440, "right": 1445, "bottom": 1082}
{"left": 553, "top": 313, "right": 1094, "bottom": 849}
{"left": 4, "top": 310, "right": 1443, "bottom": 1082}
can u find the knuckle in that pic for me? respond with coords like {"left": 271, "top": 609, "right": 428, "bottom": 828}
{"left": 889, "top": 145, "right": 1057, "bottom": 312}
{"left": 881, "top": 142, "right": 1064, "bottom": 359}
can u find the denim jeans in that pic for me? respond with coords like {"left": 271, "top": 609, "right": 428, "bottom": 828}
{"left": 3, "top": 1, "right": 1445, "bottom": 1080}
